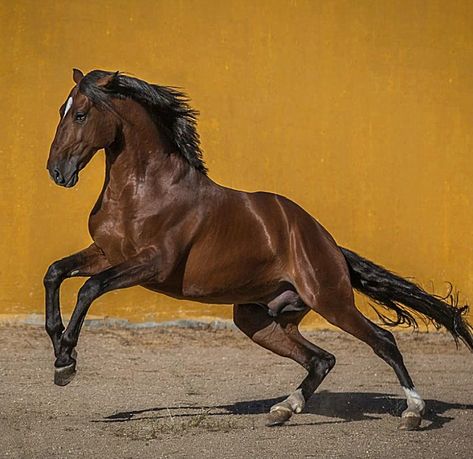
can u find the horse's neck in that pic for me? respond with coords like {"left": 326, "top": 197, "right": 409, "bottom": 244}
{"left": 103, "top": 112, "right": 204, "bottom": 200}
{"left": 105, "top": 113, "right": 190, "bottom": 191}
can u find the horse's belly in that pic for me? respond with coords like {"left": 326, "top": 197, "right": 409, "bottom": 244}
{"left": 181, "top": 256, "right": 284, "bottom": 303}
{"left": 142, "top": 279, "right": 284, "bottom": 305}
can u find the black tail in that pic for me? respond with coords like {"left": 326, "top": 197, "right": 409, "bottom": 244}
{"left": 341, "top": 247, "right": 473, "bottom": 352}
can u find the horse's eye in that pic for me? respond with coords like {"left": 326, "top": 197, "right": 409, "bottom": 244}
{"left": 75, "top": 112, "right": 87, "bottom": 123}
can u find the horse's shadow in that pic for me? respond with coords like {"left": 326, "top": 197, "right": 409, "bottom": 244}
{"left": 97, "top": 390, "right": 473, "bottom": 431}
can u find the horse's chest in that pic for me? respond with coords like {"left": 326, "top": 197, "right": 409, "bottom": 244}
{"left": 88, "top": 204, "right": 138, "bottom": 264}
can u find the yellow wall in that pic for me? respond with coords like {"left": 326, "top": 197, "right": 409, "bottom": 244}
{"left": 1, "top": 0, "right": 472, "bottom": 326}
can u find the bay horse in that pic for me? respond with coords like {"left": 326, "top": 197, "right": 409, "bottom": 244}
{"left": 45, "top": 69, "right": 473, "bottom": 431}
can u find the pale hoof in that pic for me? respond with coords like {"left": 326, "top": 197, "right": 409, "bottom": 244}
{"left": 54, "top": 362, "right": 76, "bottom": 386}
{"left": 266, "top": 407, "right": 293, "bottom": 427}
{"left": 399, "top": 410, "right": 422, "bottom": 431}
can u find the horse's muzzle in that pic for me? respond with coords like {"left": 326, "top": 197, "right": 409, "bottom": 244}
{"left": 48, "top": 163, "right": 79, "bottom": 188}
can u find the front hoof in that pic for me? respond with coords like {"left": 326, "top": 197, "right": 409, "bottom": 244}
{"left": 266, "top": 407, "right": 293, "bottom": 427}
{"left": 54, "top": 362, "right": 76, "bottom": 386}
{"left": 399, "top": 411, "right": 422, "bottom": 431}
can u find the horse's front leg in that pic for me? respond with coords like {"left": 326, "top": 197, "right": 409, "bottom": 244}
{"left": 43, "top": 244, "right": 111, "bottom": 357}
{"left": 54, "top": 256, "right": 159, "bottom": 386}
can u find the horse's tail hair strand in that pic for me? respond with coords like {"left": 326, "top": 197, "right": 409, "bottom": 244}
{"left": 341, "top": 247, "right": 473, "bottom": 352}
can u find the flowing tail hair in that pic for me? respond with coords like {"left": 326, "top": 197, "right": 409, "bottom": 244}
{"left": 341, "top": 247, "right": 473, "bottom": 352}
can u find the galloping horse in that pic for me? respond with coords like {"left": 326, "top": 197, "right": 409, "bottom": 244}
{"left": 45, "top": 69, "right": 473, "bottom": 430}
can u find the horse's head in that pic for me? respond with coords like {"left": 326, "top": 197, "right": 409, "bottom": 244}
{"left": 47, "top": 69, "right": 119, "bottom": 187}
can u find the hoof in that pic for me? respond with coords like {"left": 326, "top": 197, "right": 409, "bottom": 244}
{"left": 399, "top": 411, "right": 422, "bottom": 431}
{"left": 54, "top": 362, "right": 76, "bottom": 386}
{"left": 266, "top": 407, "right": 293, "bottom": 427}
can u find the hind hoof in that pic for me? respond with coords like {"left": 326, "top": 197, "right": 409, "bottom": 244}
{"left": 266, "top": 407, "right": 293, "bottom": 427}
{"left": 54, "top": 362, "right": 76, "bottom": 386}
{"left": 399, "top": 411, "right": 422, "bottom": 431}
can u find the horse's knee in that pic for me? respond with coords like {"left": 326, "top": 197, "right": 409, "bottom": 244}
{"left": 43, "top": 262, "right": 65, "bottom": 289}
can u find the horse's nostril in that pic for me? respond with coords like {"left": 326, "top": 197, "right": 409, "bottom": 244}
{"left": 54, "top": 168, "right": 65, "bottom": 184}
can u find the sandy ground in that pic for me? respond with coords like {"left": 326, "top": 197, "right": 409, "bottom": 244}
{"left": 0, "top": 324, "right": 472, "bottom": 459}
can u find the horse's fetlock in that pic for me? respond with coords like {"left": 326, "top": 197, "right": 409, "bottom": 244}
{"left": 55, "top": 353, "right": 75, "bottom": 368}
{"left": 61, "top": 332, "right": 77, "bottom": 349}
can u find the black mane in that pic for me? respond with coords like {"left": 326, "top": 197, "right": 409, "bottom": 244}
{"left": 79, "top": 70, "right": 207, "bottom": 174}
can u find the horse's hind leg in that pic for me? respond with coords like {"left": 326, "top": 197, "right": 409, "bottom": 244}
{"left": 233, "top": 303, "right": 336, "bottom": 426}
{"left": 303, "top": 287, "right": 425, "bottom": 430}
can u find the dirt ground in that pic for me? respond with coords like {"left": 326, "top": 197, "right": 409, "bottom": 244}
{"left": 0, "top": 324, "right": 472, "bottom": 459}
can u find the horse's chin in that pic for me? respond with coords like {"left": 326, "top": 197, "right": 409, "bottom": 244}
{"left": 62, "top": 171, "right": 79, "bottom": 188}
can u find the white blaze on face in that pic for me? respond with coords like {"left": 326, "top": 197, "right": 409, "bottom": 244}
{"left": 63, "top": 97, "right": 73, "bottom": 118}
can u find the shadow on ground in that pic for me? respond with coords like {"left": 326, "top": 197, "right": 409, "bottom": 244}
{"left": 97, "top": 390, "right": 473, "bottom": 431}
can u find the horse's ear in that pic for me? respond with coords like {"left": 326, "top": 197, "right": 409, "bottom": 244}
{"left": 73, "top": 68, "right": 84, "bottom": 85}
{"left": 96, "top": 71, "right": 119, "bottom": 88}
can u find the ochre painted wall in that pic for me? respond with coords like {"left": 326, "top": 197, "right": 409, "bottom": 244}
{"left": 1, "top": 0, "right": 472, "bottom": 326}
